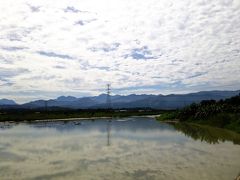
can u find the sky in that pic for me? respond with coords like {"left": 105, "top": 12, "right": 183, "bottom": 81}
{"left": 0, "top": 0, "right": 240, "bottom": 103}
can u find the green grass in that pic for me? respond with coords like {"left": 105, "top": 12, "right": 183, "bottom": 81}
{"left": 156, "top": 111, "right": 178, "bottom": 121}
{"left": 199, "top": 113, "right": 240, "bottom": 133}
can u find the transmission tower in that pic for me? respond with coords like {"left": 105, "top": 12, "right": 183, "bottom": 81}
{"left": 106, "top": 84, "right": 112, "bottom": 109}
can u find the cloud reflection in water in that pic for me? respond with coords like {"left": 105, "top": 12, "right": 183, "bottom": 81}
{"left": 0, "top": 117, "right": 239, "bottom": 180}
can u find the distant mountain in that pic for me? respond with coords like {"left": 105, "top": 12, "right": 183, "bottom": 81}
{"left": 112, "top": 94, "right": 156, "bottom": 103}
{"left": 107, "top": 90, "right": 240, "bottom": 109}
{"left": 18, "top": 90, "right": 240, "bottom": 110}
{"left": 56, "top": 96, "right": 78, "bottom": 102}
{"left": 0, "top": 99, "right": 17, "bottom": 105}
{"left": 22, "top": 97, "right": 97, "bottom": 109}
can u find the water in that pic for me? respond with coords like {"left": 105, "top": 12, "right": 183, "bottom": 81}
{"left": 0, "top": 117, "right": 239, "bottom": 180}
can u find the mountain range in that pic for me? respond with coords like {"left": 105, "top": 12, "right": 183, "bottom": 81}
{"left": 0, "top": 90, "right": 239, "bottom": 109}
{"left": 0, "top": 99, "right": 17, "bottom": 106}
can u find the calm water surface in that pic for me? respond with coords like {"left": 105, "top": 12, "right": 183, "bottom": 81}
{"left": 0, "top": 117, "right": 240, "bottom": 180}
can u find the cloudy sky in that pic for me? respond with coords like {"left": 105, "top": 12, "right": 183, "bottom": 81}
{"left": 0, "top": 0, "right": 240, "bottom": 103}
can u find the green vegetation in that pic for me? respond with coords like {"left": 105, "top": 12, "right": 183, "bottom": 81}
{"left": 0, "top": 108, "right": 163, "bottom": 122}
{"left": 157, "top": 94, "right": 240, "bottom": 133}
{"left": 156, "top": 111, "right": 178, "bottom": 121}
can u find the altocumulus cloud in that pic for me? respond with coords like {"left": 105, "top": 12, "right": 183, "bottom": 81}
{"left": 37, "top": 51, "right": 74, "bottom": 60}
{"left": 0, "top": 0, "right": 240, "bottom": 102}
{"left": 0, "top": 67, "right": 29, "bottom": 78}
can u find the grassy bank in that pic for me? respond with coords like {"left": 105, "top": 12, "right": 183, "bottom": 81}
{"left": 0, "top": 108, "right": 163, "bottom": 122}
{"left": 157, "top": 94, "right": 240, "bottom": 133}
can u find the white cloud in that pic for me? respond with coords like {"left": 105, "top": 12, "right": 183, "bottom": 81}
{"left": 0, "top": 0, "right": 239, "bottom": 102}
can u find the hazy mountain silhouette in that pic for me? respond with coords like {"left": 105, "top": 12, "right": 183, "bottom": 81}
{"left": 56, "top": 96, "right": 78, "bottom": 101}
{"left": 0, "top": 99, "right": 17, "bottom": 105}
{"left": 1, "top": 90, "right": 240, "bottom": 109}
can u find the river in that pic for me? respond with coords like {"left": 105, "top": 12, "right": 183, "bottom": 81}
{"left": 0, "top": 117, "right": 239, "bottom": 180}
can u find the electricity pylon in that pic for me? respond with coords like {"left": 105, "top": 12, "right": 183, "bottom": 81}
{"left": 106, "top": 84, "right": 112, "bottom": 109}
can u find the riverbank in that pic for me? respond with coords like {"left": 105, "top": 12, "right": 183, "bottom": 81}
{"left": 156, "top": 94, "right": 240, "bottom": 133}
{"left": 157, "top": 111, "right": 240, "bottom": 133}
{"left": 0, "top": 109, "right": 164, "bottom": 122}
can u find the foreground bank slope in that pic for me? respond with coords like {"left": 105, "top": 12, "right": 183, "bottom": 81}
{"left": 157, "top": 94, "right": 240, "bottom": 133}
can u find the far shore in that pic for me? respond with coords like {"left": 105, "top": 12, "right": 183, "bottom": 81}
{"left": 0, "top": 114, "right": 161, "bottom": 124}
